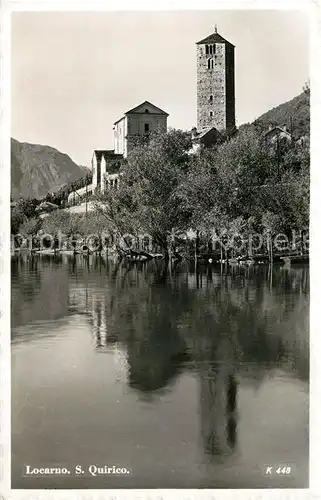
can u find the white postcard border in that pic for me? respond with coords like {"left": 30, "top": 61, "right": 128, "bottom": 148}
{"left": 1, "top": 1, "right": 320, "bottom": 499}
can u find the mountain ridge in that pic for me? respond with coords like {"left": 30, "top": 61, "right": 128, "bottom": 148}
{"left": 250, "top": 91, "right": 309, "bottom": 138}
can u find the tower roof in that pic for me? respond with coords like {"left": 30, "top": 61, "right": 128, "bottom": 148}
{"left": 196, "top": 31, "right": 234, "bottom": 47}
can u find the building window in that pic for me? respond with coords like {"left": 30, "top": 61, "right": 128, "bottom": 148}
{"left": 205, "top": 44, "right": 215, "bottom": 54}
{"left": 209, "top": 95, "right": 213, "bottom": 103}
{"left": 144, "top": 123, "right": 150, "bottom": 133}
{"left": 210, "top": 111, "right": 213, "bottom": 117}
{"left": 208, "top": 58, "right": 214, "bottom": 69}
{"left": 145, "top": 109, "right": 149, "bottom": 113}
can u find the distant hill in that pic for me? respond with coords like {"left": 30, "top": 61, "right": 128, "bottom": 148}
{"left": 79, "top": 165, "right": 91, "bottom": 175}
{"left": 252, "top": 91, "right": 310, "bottom": 138}
{"left": 11, "top": 138, "right": 89, "bottom": 200}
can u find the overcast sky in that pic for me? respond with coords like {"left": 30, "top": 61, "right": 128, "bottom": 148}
{"left": 11, "top": 10, "right": 309, "bottom": 166}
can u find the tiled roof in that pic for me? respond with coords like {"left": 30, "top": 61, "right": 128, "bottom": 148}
{"left": 94, "top": 149, "right": 114, "bottom": 155}
{"left": 264, "top": 126, "right": 292, "bottom": 137}
{"left": 198, "top": 127, "right": 219, "bottom": 139}
{"left": 196, "top": 32, "right": 234, "bottom": 46}
{"left": 192, "top": 126, "right": 219, "bottom": 140}
{"left": 93, "top": 150, "right": 124, "bottom": 161}
{"left": 125, "top": 101, "right": 169, "bottom": 116}
{"left": 113, "top": 116, "right": 126, "bottom": 125}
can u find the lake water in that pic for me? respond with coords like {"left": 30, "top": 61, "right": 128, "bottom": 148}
{"left": 11, "top": 255, "right": 309, "bottom": 489}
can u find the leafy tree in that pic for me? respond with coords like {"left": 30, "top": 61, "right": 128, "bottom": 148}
{"left": 41, "top": 211, "right": 80, "bottom": 237}
{"left": 24, "top": 122, "right": 308, "bottom": 260}
{"left": 96, "top": 130, "right": 193, "bottom": 258}
{"left": 19, "top": 217, "right": 42, "bottom": 236}
{"left": 180, "top": 125, "right": 308, "bottom": 258}
{"left": 11, "top": 198, "right": 40, "bottom": 234}
{"left": 11, "top": 206, "right": 25, "bottom": 235}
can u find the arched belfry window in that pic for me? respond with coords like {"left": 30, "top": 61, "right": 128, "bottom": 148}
{"left": 205, "top": 44, "right": 215, "bottom": 55}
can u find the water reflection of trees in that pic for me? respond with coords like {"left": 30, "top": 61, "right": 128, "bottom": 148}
{"left": 11, "top": 254, "right": 41, "bottom": 302}
{"left": 11, "top": 254, "right": 70, "bottom": 329}
{"left": 12, "top": 256, "right": 309, "bottom": 458}
{"left": 84, "top": 260, "right": 308, "bottom": 457}
{"left": 100, "top": 261, "right": 192, "bottom": 392}
{"left": 97, "top": 260, "right": 308, "bottom": 457}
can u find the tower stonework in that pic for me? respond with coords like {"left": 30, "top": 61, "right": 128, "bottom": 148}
{"left": 196, "top": 29, "right": 235, "bottom": 132}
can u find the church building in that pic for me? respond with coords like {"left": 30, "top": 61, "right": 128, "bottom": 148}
{"left": 113, "top": 101, "right": 169, "bottom": 158}
{"left": 68, "top": 26, "right": 236, "bottom": 204}
{"left": 90, "top": 101, "right": 168, "bottom": 194}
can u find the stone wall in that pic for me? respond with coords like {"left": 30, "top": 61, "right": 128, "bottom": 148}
{"left": 225, "top": 43, "right": 236, "bottom": 132}
{"left": 126, "top": 113, "right": 167, "bottom": 157}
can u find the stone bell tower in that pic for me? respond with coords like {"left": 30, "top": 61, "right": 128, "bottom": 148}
{"left": 196, "top": 26, "right": 235, "bottom": 133}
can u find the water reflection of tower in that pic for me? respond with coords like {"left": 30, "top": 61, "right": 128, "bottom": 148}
{"left": 199, "top": 362, "right": 237, "bottom": 457}
{"left": 92, "top": 294, "right": 108, "bottom": 348}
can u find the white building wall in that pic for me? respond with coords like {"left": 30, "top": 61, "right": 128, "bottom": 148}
{"left": 92, "top": 153, "right": 98, "bottom": 190}
{"left": 101, "top": 155, "right": 107, "bottom": 188}
{"left": 114, "top": 103, "right": 168, "bottom": 158}
{"left": 124, "top": 116, "right": 129, "bottom": 158}
{"left": 114, "top": 117, "right": 127, "bottom": 156}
